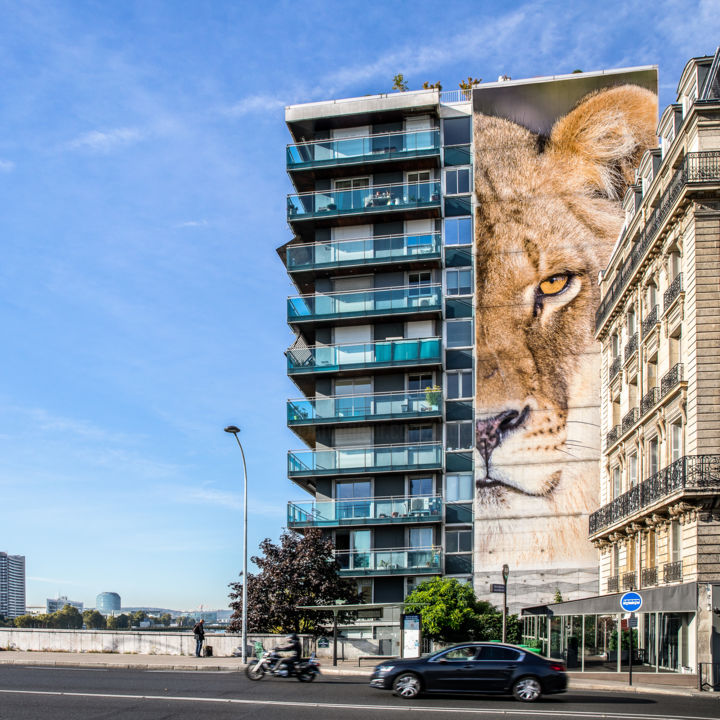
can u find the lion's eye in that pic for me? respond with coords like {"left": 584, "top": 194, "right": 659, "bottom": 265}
{"left": 538, "top": 274, "right": 571, "bottom": 296}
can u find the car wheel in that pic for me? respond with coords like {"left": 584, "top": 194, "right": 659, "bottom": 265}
{"left": 245, "top": 664, "right": 265, "bottom": 681}
{"left": 393, "top": 672, "right": 422, "bottom": 699}
{"left": 512, "top": 676, "right": 542, "bottom": 702}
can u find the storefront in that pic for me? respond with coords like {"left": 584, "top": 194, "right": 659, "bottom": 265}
{"left": 521, "top": 582, "right": 698, "bottom": 674}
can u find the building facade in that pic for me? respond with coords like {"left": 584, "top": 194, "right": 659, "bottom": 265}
{"left": 46, "top": 595, "right": 83, "bottom": 613}
{"left": 96, "top": 591, "right": 121, "bottom": 614}
{"left": 0, "top": 552, "right": 26, "bottom": 619}
{"left": 281, "top": 64, "right": 658, "bottom": 616}
{"left": 522, "top": 49, "right": 720, "bottom": 679}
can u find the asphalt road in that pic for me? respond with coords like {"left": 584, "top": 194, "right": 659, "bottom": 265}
{"left": 1, "top": 665, "right": 719, "bottom": 720}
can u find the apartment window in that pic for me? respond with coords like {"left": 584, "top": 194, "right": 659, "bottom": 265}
{"left": 447, "top": 320, "right": 473, "bottom": 348}
{"left": 613, "top": 544, "right": 620, "bottom": 574}
{"left": 443, "top": 117, "right": 471, "bottom": 146}
{"left": 445, "top": 529, "right": 472, "bottom": 553}
{"left": 670, "top": 251, "right": 681, "bottom": 280}
{"left": 627, "top": 309, "right": 636, "bottom": 336}
{"left": 446, "top": 473, "right": 473, "bottom": 502}
{"left": 409, "top": 527, "right": 433, "bottom": 548}
{"left": 357, "top": 579, "right": 372, "bottom": 603}
{"left": 334, "top": 177, "right": 369, "bottom": 191}
{"left": 446, "top": 268, "right": 472, "bottom": 296}
{"left": 612, "top": 465, "right": 621, "bottom": 498}
{"left": 611, "top": 333, "right": 620, "bottom": 359}
{"left": 408, "top": 424, "right": 433, "bottom": 443}
{"left": 445, "top": 167, "right": 471, "bottom": 195}
{"left": 409, "top": 477, "right": 433, "bottom": 496}
{"left": 647, "top": 283, "right": 657, "bottom": 309}
{"left": 671, "top": 422, "right": 683, "bottom": 463}
{"left": 408, "top": 374, "right": 433, "bottom": 392}
{"left": 444, "top": 217, "right": 472, "bottom": 245}
{"left": 407, "top": 170, "right": 431, "bottom": 184}
{"left": 447, "top": 421, "right": 473, "bottom": 450}
{"left": 447, "top": 370, "right": 472, "bottom": 399}
{"left": 628, "top": 452, "right": 638, "bottom": 487}
{"left": 648, "top": 436, "right": 660, "bottom": 476}
{"left": 671, "top": 520, "right": 681, "bottom": 563}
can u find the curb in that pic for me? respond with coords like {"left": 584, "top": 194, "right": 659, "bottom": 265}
{"left": 568, "top": 681, "right": 716, "bottom": 698}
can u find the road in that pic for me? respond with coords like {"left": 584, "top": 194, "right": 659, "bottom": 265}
{"left": 0, "top": 665, "right": 718, "bottom": 720}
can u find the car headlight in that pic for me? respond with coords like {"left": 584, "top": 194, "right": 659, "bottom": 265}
{"left": 377, "top": 665, "right": 395, "bottom": 673}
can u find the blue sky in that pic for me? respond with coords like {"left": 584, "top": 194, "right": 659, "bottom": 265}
{"left": 1, "top": 0, "right": 718, "bottom": 611}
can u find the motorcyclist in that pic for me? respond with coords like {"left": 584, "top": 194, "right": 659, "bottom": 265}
{"left": 274, "top": 633, "right": 301, "bottom": 676}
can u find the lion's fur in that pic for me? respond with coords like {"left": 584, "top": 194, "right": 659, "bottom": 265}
{"left": 472, "top": 85, "right": 657, "bottom": 569}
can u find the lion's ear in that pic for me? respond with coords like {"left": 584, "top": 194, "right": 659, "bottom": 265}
{"left": 548, "top": 85, "right": 657, "bottom": 199}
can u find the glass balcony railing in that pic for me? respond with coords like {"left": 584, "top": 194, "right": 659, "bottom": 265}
{"left": 335, "top": 546, "right": 442, "bottom": 575}
{"left": 287, "top": 128, "right": 440, "bottom": 170}
{"left": 286, "top": 337, "right": 441, "bottom": 375}
{"left": 287, "top": 495, "right": 442, "bottom": 527}
{"left": 287, "top": 390, "right": 441, "bottom": 425}
{"left": 287, "top": 181, "right": 441, "bottom": 220}
{"left": 288, "top": 443, "right": 443, "bottom": 477}
{"left": 288, "top": 285, "right": 441, "bottom": 323}
{"left": 286, "top": 233, "right": 441, "bottom": 272}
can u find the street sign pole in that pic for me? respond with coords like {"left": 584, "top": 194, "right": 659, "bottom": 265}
{"left": 619, "top": 592, "right": 642, "bottom": 687}
{"left": 628, "top": 613, "right": 633, "bottom": 686}
{"left": 502, "top": 564, "right": 510, "bottom": 643}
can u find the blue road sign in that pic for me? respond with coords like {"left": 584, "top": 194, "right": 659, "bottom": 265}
{"left": 620, "top": 592, "right": 643, "bottom": 612}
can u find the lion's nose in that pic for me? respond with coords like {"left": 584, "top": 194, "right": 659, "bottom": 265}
{"left": 475, "top": 406, "right": 530, "bottom": 461}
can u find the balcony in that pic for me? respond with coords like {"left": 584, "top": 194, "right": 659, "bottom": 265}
{"left": 640, "top": 386, "right": 660, "bottom": 416}
{"left": 605, "top": 425, "right": 620, "bottom": 449}
{"left": 624, "top": 333, "right": 638, "bottom": 362}
{"left": 622, "top": 407, "right": 639, "bottom": 434}
{"left": 609, "top": 356, "right": 622, "bottom": 381}
{"left": 664, "top": 272, "right": 683, "bottom": 312}
{"left": 288, "top": 442, "right": 443, "bottom": 478}
{"left": 287, "top": 495, "right": 442, "bottom": 528}
{"left": 660, "top": 362, "right": 684, "bottom": 398}
{"left": 335, "top": 546, "right": 442, "bottom": 576}
{"left": 641, "top": 566, "right": 658, "bottom": 587}
{"left": 286, "top": 128, "right": 440, "bottom": 170}
{"left": 595, "top": 151, "right": 720, "bottom": 333}
{"left": 589, "top": 454, "right": 720, "bottom": 536}
{"left": 287, "top": 180, "right": 441, "bottom": 222}
{"left": 663, "top": 560, "right": 683, "bottom": 584}
{"left": 286, "top": 338, "right": 441, "bottom": 377}
{"left": 285, "top": 233, "right": 441, "bottom": 274}
{"left": 642, "top": 305, "right": 659, "bottom": 338}
{"left": 607, "top": 575, "right": 619, "bottom": 593}
{"left": 288, "top": 390, "right": 441, "bottom": 428}
{"left": 287, "top": 285, "right": 441, "bottom": 324}
{"left": 622, "top": 571, "right": 637, "bottom": 591}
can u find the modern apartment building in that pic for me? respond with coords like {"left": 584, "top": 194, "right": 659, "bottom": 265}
{"left": 0, "top": 552, "right": 26, "bottom": 618}
{"left": 522, "top": 49, "right": 720, "bottom": 678}
{"left": 46, "top": 595, "right": 84, "bottom": 613}
{"left": 281, "top": 64, "right": 658, "bottom": 616}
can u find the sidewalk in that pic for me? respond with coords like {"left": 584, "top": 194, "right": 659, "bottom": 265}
{"left": 0, "top": 651, "right": 716, "bottom": 697}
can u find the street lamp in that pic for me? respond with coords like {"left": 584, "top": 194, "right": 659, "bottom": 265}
{"left": 224, "top": 425, "right": 248, "bottom": 664}
{"left": 502, "top": 564, "right": 510, "bottom": 643}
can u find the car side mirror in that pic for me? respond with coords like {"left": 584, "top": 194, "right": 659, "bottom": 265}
{"left": 437, "top": 658, "right": 448, "bottom": 664}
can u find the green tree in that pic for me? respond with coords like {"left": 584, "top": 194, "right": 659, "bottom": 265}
{"left": 175, "top": 615, "right": 194, "bottom": 628}
{"left": 131, "top": 611, "right": 148, "bottom": 626}
{"left": 422, "top": 81, "right": 442, "bottom": 91}
{"left": 553, "top": 589, "right": 564, "bottom": 603}
{"left": 228, "top": 528, "right": 358, "bottom": 634}
{"left": 159, "top": 613, "right": 172, "bottom": 627}
{"left": 113, "top": 613, "right": 131, "bottom": 629}
{"left": 82, "top": 610, "right": 107, "bottom": 629}
{"left": 392, "top": 73, "right": 408, "bottom": 92}
{"left": 52, "top": 605, "right": 83, "bottom": 629}
{"left": 404, "top": 578, "right": 495, "bottom": 643}
{"left": 106, "top": 614, "right": 118, "bottom": 630}
{"left": 458, "top": 76, "right": 481, "bottom": 93}
{"left": 14, "top": 614, "right": 41, "bottom": 628}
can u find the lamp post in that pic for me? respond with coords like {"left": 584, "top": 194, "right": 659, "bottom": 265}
{"left": 224, "top": 425, "right": 248, "bottom": 664}
{"left": 502, "top": 564, "right": 510, "bottom": 643}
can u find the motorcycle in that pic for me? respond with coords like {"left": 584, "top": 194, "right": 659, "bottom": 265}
{"left": 245, "top": 649, "right": 321, "bottom": 682}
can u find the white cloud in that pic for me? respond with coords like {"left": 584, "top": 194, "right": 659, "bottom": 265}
{"left": 65, "top": 127, "right": 144, "bottom": 152}
{"left": 175, "top": 219, "right": 209, "bottom": 228}
{"left": 0, "top": 159, "right": 15, "bottom": 172}
{"left": 223, "top": 93, "right": 288, "bottom": 117}
{"left": 28, "top": 576, "right": 82, "bottom": 586}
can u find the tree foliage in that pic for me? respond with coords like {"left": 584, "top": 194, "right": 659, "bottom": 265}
{"left": 82, "top": 610, "right": 107, "bottom": 629}
{"left": 392, "top": 73, "right": 409, "bottom": 92}
{"left": 404, "top": 578, "right": 520, "bottom": 644}
{"left": 458, "top": 77, "right": 481, "bottom": 91}
{"left": 422, "top": 81, "right": 442, "bottom": 91}
{"left": 228, "top": 528, "right": 359, "bottom": 634}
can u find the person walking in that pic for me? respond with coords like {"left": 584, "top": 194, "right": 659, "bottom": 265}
{"left": 193, "top": 619, "right": 205, "bottom": 657}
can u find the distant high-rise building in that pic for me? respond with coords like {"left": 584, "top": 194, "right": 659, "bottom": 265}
{"left": 96, "top": 591, "right": 121, "bottom": 614}
{"left": 46, "top": 595, "right": 83, "bottom": 613}
{"left": 0, "top": 552, "right": 25, "bottom": 618}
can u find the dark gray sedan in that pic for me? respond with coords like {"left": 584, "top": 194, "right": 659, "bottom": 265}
{"left": 369, "top": 642, "right": 567, "bottom": 702}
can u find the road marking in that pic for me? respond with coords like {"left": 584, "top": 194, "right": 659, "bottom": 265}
{"left": 24, "top": 667, "right": 108, "bottom": 672}
{"left": 0, "top": 689, "right": 715, "bottom": 719}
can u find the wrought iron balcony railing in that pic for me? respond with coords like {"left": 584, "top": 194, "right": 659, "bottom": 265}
{"left": 661, "top": 363, "right": 684, "bottom": 397}
{"left": 607, "top": 575, "right": 619, "bottom": 593}
{"left": 641, "top": 386, "right": 660, "bottom": 416}
{"left": 642, "top": 305, "right": 659, "bottom": 338}
{"left": 641, "top": 566, "right": 658, "bottom": 587}
{"left": 663, "top": 560, "right": 683, "bottom": 584}
{"left": 605, "top": 425, "right": 621, "bottom": 449}
{"left": 589, "top": 454, "right": 720, "bottom": 535}
{"left": 622, "top": 571, "right": 637, "bottom": 591}
{"left": 624, "top": 333, "right": 638, "bottom": 361}
{"left": 622, "top": 407, "right": 639, "bottom": 434}
{"left": 609, "top": 356, "right": 622, "bottom": 380}
{"left": 664, "top": 273, "right": 683, "bottom": 311}
{"left": 596, "top": 151, "right": 720, "bottom": 333}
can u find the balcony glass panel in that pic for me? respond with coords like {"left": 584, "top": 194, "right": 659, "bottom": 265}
{"left": 287, "top": 495, "right": 442, "bottom": 527}
{"left": 288, "top": 390, "right": 441, "bottom": 425}
{"left": 288, "top": 443, "right": 443, "bottom": 477}
{"left": 286, "top": 129, "right": 440, "bottom": 169}
{"left": 287, "top": 181, "right": 441, "bottom": 220}
{"left": 335, "top": 546, "right": 441, "bottom": 575}
{"left": 288, "top": 285, "right": 441, "bottom": 322}
{"left": 286, "top": 233, "right": 441, "bottom": 272}
{"left": 287, "top": 338, "right": 441, "bottom": 374}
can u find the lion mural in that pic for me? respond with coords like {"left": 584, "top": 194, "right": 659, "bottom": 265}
{"left": 472, "top": 86, "right": 657, "bottom": 587}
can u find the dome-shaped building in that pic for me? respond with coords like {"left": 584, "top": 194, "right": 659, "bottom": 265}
{"left": 96, "top": 591, "right": 121, "bottom": 614}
